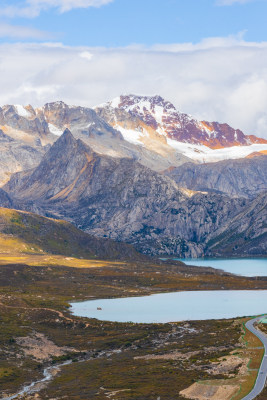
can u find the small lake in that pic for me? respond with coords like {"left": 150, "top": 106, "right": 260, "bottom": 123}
{"left": 173, "top": 258, "right": 267, "bottom": 277}
{"left": 71, "top": 290, "right": 267, "bottom": 323}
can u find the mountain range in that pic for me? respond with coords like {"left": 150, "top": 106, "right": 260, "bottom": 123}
{"left": 1, "top": 95, "right": 267, "bottom": 186}
{"left": 0, "top": 94, "right": 266, "bottom": 258}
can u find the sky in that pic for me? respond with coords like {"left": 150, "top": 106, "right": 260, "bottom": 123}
{"left": 1, "top": 0, "right": 267, "bottom": 138}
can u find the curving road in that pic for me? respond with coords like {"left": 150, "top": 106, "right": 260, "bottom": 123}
{"left": 242, "top": 315, "right": 267, "bottom": 400}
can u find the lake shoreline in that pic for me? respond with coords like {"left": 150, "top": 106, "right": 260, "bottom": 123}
{"left": 160, "top": 257, "right": 267, "bottom": 277}
{"left": 70, "top": 289, "right": 267, "bottom": 324}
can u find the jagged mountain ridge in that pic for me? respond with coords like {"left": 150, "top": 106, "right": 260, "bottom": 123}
{"left": 4, "top": 129, "right": 261, "bottom": 258}
{"left": 0, "top": 100, "right": 190, "bottom": 182}
{"left": 96, "top": 94, "right": 267, "bottom": 150}
{"left": 0, "top": 94, "right": 267, "bottom": 188}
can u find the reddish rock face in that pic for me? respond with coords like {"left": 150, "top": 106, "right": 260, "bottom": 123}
{"left": 246, "top": 150, "right": 267, "bottom": 158}
{"left": 111, "top": 95, "right": 267, "bottom": 149}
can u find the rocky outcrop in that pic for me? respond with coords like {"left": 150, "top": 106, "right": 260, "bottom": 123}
{"left": 0, "top": 104, "right": 50, "bottom": 138}
{"left": 5, "top": 130, "right": 252, "bottom": 258}
{"left": 0, "top": 128, "right": 46, "bottom": 186}
{"left": 41, "top": 101, "right": 122, "bottom": 140}
{"left": 206, "top": 192, "right": 267, "bottom": 257}
{"left": 165, "top": 156, "right": 267, "bottom": 198}
{"left": 0, "top": 188, "right": 14, "bottom": 208}
{"left": 0, "top": 104, "right": 54, "bottom": 186}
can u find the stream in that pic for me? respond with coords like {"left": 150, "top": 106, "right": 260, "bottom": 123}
{"left": 1, "top": 361, "right": 71, "bottom": 400}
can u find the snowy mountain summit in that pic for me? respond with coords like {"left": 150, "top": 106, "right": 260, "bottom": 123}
{"left": 101, "top": 94, "right": 267, "bottom": 149}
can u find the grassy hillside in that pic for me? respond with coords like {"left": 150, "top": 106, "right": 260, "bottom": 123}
{"left": 0, "top": 207, "right": 145, "bottom": 261}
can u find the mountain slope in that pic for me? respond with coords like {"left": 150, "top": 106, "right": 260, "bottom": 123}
{"left": 4, "top": 130, "right": 250, "bottom": 257}
{"left": 165, "top": 155, "right": 267, "bottom": 198}
{"left": 0, "top": 207, "right": 145, "bottom": 261}
{"left": 0, "top": 128, "right": 47, "bottom": 186}
{"left": 206, "top": 192, "right": 267, "bottom": 257}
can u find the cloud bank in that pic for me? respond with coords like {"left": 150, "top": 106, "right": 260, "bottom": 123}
{"left": 0, "top": 23, "right": 52, "bottom": 39}
{"left": 1, "top": 36, "right": 267, "bottom": 139}
{"left": 0, "top": 0, "right": 114, "bottom": 18}
{"left": 217, "top": 0, "right": 258, "bottom": 5}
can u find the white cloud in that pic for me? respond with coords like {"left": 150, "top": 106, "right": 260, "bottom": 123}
{"left": 0, "top": 22, "right": 53, "bottom": 39}
{"left": 1, "top": 37, "right": 267, "bottom": 139}
{"left": 216, "top": 0, "right": 258, "bottom": 5}
{"left": 0, "top": 0, "right": 114, "bottom": 18}
{"left": 79, "top": 51, "right": 94, "bottom": 61}
{"left": 150, "top": 31, "right": 264, "bottom": 51}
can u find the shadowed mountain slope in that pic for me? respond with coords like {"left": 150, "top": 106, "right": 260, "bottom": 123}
{"left": 0, "top": 207, "right": 145, "bottom": 261}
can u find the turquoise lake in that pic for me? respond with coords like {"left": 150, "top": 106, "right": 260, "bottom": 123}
{"left": 70, "top": 290, "right": 267, "bottom": 323}
{"left": 173, "top": 258, "right": 267, "bottom": 277}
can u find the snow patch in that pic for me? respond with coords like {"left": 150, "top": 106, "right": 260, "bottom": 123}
{"left": 124, "top": 100, "right": 152, "bottom": 115}
{"left": 153, "top": 105, "right": 165, "bottom": 124}
{"left": 14, "top": 105, "right": 31, "bottom": 118}
{"left": 167, "top": 139, "right": 267, "bottom": 163}
{"left": 234, "top": 130, "right": 238, "bottom": 141}
{"left": 48, "top": 123, "right": 64, "bottom": 137}
{"left": 115, "top": 125, "right": 148, "bottom": 146}
{"left": 110, "top": 97, "right": 121, "bottom": 108}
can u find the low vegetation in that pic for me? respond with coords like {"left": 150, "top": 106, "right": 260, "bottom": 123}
{"left": 0, "top": 259, "right": 266, "bottom": 399}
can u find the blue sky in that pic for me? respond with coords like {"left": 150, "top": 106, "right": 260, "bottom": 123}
{"left": 1, "top": 0, "right": 267, "bottom": 45}
{"left": 1, "top": 0, "right": 267, "bottom": 139}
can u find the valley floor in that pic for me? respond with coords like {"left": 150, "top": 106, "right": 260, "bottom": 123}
{"left": 0, "top": 257, "right": 267, "bottom": 400}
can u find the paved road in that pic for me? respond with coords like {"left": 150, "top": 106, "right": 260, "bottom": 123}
{"left": 242, "top": 315, "right": 267, "bottom": 400}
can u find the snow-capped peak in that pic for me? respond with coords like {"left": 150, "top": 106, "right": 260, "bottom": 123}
{"left": 98, "top": 94, "right": 267, "bottom": 150}
{"left": 110, "top": 94, "right": 177, "bottom": 117}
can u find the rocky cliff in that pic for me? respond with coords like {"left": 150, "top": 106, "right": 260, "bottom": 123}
{"left": 165, "top": 156, "right": 267, "bottom": 198}
{"left": 206, "top": 192, "right": 267, "bottom": 257}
